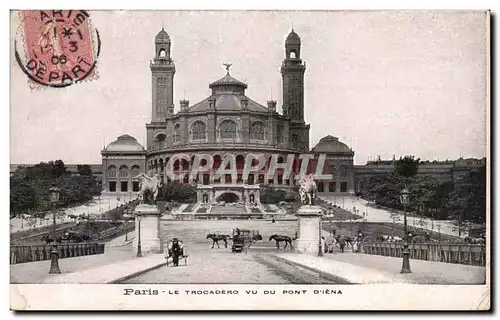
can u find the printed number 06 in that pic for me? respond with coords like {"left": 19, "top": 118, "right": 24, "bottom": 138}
{"left": 51, "top": 55, "right": 67, "bottom": 65}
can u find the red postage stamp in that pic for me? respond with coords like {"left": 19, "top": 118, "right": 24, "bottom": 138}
{"left": 14, "top": 10, "right": 100, "bottom": 88}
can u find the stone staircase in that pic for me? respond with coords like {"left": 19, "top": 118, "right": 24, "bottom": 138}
{"left": 210, "top": 205, "right": 248, "bottom": 216}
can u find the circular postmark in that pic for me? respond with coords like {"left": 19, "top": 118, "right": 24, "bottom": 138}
{"left": 14, "top": 10, "right": 101, "bottom": 88}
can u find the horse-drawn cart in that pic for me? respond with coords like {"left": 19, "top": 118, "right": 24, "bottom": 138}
{"left": 231, "top": 229, "right": 262, "bottom": 253}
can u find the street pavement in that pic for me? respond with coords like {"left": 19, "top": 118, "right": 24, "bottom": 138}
{"left": 125, "top": 221, "right": 338, "bottom": 284}
{"left": 319, "top": 195, "right": 463, "bottom": 238}
{"left": 123, "top": 243, "right": 290, "bottom": 284}
{"left": 43, "top": 254, "right": 166, "bottom": 284}
{"left": 277, "top": 252, "right": 486, "bottom": 284}
{"left": 10, "top": 244, "right": 135, "bottom": 283}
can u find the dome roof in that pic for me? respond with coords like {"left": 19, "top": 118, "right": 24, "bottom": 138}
{"left": 186, "top": 70, "right": 267, "bottom": 113}
{"left": 155, "top": 28, "right": 171, "bottom": 42}
{"left": 209, "top": 74, "right": 248, "bottom": 89}
{"left": 188, "top": 94, "right": 268, "bottom": 113}
{"left": 105, "top": 134, "right": 145, "bottom": 152}
{"left": 311, "top": 135, "right": 352, "bottom": 153}
{"left": 286, "top": 29, "right": 301, "bottom": 45}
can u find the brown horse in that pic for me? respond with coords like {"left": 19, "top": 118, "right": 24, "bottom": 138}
{"left": 206, "top": 233, "right": 231, "bottom": 249}
{"left": 269, "top": 234, "right": 293, "bottom": 250}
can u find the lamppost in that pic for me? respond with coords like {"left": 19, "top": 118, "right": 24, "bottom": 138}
{"left": 136, "top": 213, "right": 143, "bottom": 257}
{"left": 318, "top": 216, "right": 323, "bottom": 257}
{"left": 358, "top": 231, "right": 363, "bottom": 253}
{"left": 123, "top": 210, "right": 130, "bottom": 242}
{"left": 49, "top": 185, "right": 61, "bottom": 274}
{"left": 400, "top": 187, "right": 411, "bottom": 274}
{"left": 437, "top": 224, "right": 441, "bottom": 242}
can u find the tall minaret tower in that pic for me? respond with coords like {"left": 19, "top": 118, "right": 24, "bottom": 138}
{"left": 150, "top": 28, "right": 176, "bottom": 122}
{"left": 281, "top": 29, "right": 310, "bottom": 151}
{"left": 281, "top": 29, "right": 306, "bottom": 122}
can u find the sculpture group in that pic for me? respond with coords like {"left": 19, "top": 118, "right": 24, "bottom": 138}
{"left": 134, "top": 172, "right": 161, "bottom": 203}
{"left": 298, "top": 174, "right": 318, "bottom": 205}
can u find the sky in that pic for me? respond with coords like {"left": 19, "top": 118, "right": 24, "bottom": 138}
{"left": 10, "top": 10, "right": 488, "bottom": 165}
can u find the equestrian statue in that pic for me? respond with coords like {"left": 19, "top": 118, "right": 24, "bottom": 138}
{"left": 134, "top": 172, "right": 161, "bottom": 204}
{"left": 298, "top": 174, "right": 318, "bottom": 205}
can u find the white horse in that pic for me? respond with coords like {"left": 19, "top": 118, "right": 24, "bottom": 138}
{"left": 135, "top": 172, "right": 161, "bottom": 203}
{"left": 298, "top": 175, "right": 318, "bottom": 205}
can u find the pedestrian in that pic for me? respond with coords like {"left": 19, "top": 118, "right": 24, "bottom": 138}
{"left": 170, "top": 238, "right": 182, "bottom": 267}
{"left": 338, "top": 235, "right": 346, "bottom": 253}
{"left": 272, "top": 218, "right": 276, "bottom": 223}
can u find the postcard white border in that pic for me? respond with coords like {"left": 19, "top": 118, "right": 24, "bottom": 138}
{"left": 10, "top": 284, "right": 490, "bottom": 311}
{"left": 4, "top": 0, "right": 496, "bottom": 315}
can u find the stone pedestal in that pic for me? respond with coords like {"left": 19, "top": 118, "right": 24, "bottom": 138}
{"left": 133, "top": 204, "right": 162, "bottom": 254}
{"left": 295, "top": 205, "right": 323, "bottom": 254}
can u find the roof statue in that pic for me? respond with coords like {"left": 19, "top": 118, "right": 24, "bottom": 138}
{"left": 223, "top": 63, "right": 232, "bottom": 74}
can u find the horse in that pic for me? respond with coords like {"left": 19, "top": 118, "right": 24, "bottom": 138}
{"left": 62, "top": 232, "right": 91, "bottom": 243}
{"left": 464, "top": 236, "right": 486, "bottom": 245}
{"left": 269, "top": 234, "right": 293, "bottom": 250}
{"left": 134, "top": 172, "right": 161, "bottom": 203}
{"left": 206, "top": 233, "right": 231, "bottom": 249}
{"left": 41, "top": 235, "right": 63, "bottom": 244}
{"left": 335, "top": 235, "right": 354, "bottom": 247}
{"left": 377, "top": 235, "right": 403, "bottom": 242}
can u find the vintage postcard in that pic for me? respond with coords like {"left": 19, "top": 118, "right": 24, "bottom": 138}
{"left": 9, "top": 10, "right": 490, "bottom": 311}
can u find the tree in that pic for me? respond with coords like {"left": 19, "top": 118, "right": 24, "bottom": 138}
{"left": 10, "top": 178, "right": 37, "bottom": 217}
{"left": 395, "top": 155, "right": 420, "bottom": 178}
{"left": 260, "top": 185, "right": 287, "bottom": 204}
{"left": 157, "top": 181, "right": 197, "bottom": 203}
{"left": 364, "top": 173, "right": 407, "bottom": 209}
{"left": 10, "top": 160, "right": 101, "bottom": 217}
{"left": 471, "top": 165, "right": 487, "bottom": 224}
{"left": 409, "top": 175, "right": 439, "bottom": 215}
{"left": 77, "top": 165, "right": 93, "bottom": 176}
{"left": 446, "top": 176, "right": 476, "bottom": 236}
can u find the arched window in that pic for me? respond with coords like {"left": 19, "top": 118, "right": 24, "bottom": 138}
{"left": 159, "top": 49, "right": 166, "bottom": 57}
{"left": 290, "top": 134, "right": 300, "bottom": 150}
{"left": 156, "top": 133, "right": 166, "bottom": 149}
{"left": 220, "top": 120, "right": 237, "bottom": 139}
{"left": 191, "top": 121, "right": 207, "bottom": 140}
{"left": 250, "top": 121, "right": 265, "bottom": 140}
{"left": 173, "top": 124, "right": 180, "bottom": 144}
{"left": 131, "top": 165, "right": 140, "bottom": 178}
{"left": 107, "top": 165, "right": 117, "bottom": 178}
{"left": 289, "top": 51, "right": 297, "bottom": 59}
{"left": 119, "top": 165, "right": 129, "bottom": 178}
{"left": 276, "top": 124, "right": 284, "bottom": 144}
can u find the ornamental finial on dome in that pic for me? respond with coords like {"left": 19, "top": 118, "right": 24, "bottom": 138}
{"left": 223, "top": 62, "right": 232, "bottom": 75}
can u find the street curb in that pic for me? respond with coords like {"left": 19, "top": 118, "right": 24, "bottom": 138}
{"left": 108, "top": 258, "right": 170, "bottom": 284}
{"left": 272, "top": 255, "right": 355, "bottom": 284}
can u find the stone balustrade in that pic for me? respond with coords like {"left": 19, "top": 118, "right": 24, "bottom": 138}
{"left": 361, "top": 242, "right": 486, "bottom": 266}
{"left": 10, "top": 242, "right": 105, "bottom": 265}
